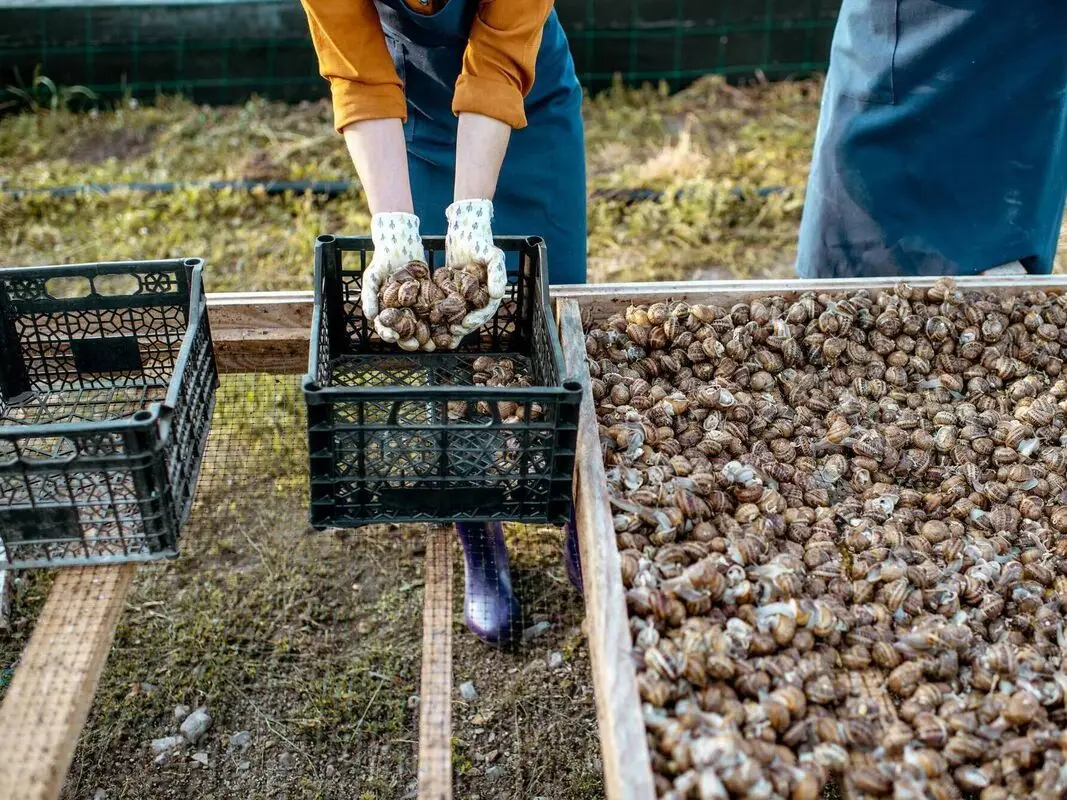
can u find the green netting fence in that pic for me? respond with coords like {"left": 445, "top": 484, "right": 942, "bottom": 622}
{"left": 0, "top": 0, "right": 840, "bottom": 108}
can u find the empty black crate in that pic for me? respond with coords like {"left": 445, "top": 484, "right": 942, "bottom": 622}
{"left": 304, "top": 235, "right": 581, "bottom": 526}
{"left": 0, "top": 259, "right": 218, "bottom": 568}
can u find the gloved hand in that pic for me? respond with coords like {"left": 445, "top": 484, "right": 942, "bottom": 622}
{"left": 445, "top": 199, "right": 508, "bottom": 343}
{"left": 360, "top": 211, "right": 426, "bottom": 348}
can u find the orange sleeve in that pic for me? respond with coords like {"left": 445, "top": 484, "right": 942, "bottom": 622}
{"left": 452, "top": 0, "right": 554, "bottom": 129}
{"left": 299, "top": 0, "right": 408, "bottom": 133}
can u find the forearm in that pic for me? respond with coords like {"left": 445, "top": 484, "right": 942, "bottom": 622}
{"left": 454, "top": 112, "right": 511, "bottom": 202}
{"left": 343, "top": 119, "right": 414, "bottom": 215}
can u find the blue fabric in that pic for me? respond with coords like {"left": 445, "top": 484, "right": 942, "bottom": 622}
{"left": 797, "top": 0, "right": 1067, "bottom": 278}
{"left": 374, "top": 0, "right": 587, "bottom": 284}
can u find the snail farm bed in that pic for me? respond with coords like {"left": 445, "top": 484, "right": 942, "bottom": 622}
{"left": 5, "top": 274, "right": 1067, "bottom": 800}
{"left": 554, "top": 273, "right": 1067, "bottom": 800}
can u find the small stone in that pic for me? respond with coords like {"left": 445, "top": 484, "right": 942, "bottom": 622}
{"left": 407, "top": 694, "right": 420, "bottom": 710}
{"left": 237, "top": 760, "right": 251, "bottom": 772}
{"left": 459, "top": 682, "right": 478, "bottom": 701}
{"left": 325, "top": 764, "right": 336, "bottom": 778}
{"left": 486, "top": 765, "right": 505, "bottom": 780}
{"left": 192, "top": 752, "right": 209, "bottom": 767}
{"left": 229, "top": 730, "right": 252, "bottom": 749}
{"left": 180, "top": 708, "right": 212, "bottom": 744}
{"left": 151, "top": 735, "right": 184, "bottom": 755}
{"left": 483, "top": 749, "right": 500, "bottom": 763}
{"left": 548, "top": 652, "right": 564, "bottom": 669}
{"left": 93, "top": 790, "right": 107, "bottom": 800}
{"left": 278, "top": 752, "right": 295, "bottom": 771}
{"left": 173, "top": 704, "right": 191, "bottom": 722}
{"left": 153, "top": 752, "right": 170, "bottom": 766}
{"left": 522, "top": 621, "right": 551, "bottom": 642}
{"left": 471, "top": 711, "right": 493, "bottom": 726}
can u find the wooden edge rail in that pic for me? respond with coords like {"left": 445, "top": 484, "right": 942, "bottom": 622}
{"left": 206, "top": 291, "right": 311, "bottom": 374}
{"left": 0, "top": 565, "right": 136, "bottom": 800}
{"left": 202, "top": 274, "right": 1067, "bottom": 372}
{"left": 557, "top": 299, "right": 656, "bottom": 800}
{"left": 418, "top": 527, "right": 454, "bottom": 800}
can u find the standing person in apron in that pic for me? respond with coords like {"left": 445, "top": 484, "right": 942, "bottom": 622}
{"left": 299, "top": 0, "right": 586, "bottom": 648}
{"left": 798, "top": 1, "right": 1067, "bottom": 278}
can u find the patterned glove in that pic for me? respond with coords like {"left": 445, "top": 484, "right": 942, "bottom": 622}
{"left": 361, "top": 212, "right": 425, "bottom": 346}
{"left": 445, "top": 200, "right": 508, "bottom": 343}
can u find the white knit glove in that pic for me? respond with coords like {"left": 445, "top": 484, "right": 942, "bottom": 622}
{"left": 361, "top": 212, "right": 425, "bottom": 345}
{"left": 445, "top": 200, "right": 508, "bottom": 341}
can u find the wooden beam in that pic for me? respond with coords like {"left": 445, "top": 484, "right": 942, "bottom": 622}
{"left": 552, "top": 274, "right": 1067, "bottom": 321}
{"left": 418, "top": 527, "right": 454, "bottom": 800}
{"left": 200, "top": 274, "right": 1067, "bottom": 373}
{"left": 0, "top": 569, "right": 13, "bottom": 632}
{"left": 557, "top": 299, "right": 656, "bottom": 800}
{"left": 0, "top": 565, "right": 135, "bottom": 800}
{"left": 206, "top": 291, "right": 311, "bottom": 374}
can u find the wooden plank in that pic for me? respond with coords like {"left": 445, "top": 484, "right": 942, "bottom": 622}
{"left": 199, "top": 275, "right": 1067, "bottom": 373}
{"left": 205, "top": 291, "right": 312, "bottom": 331}
{"left": 0, "top": 569, "right": 13, "bottom": 632}
{"left": 557, "top": 299, "right": 656, "bottom": 800}
{"left": 418, "top": 527, "right": 454, "bottom": 800}
{"left": 211, "top": 331, "right": 310, "bottom": 375}
{"left": 0, "top": 564, "right": 135, "bottom": 800}
{"left": 552, "top": 274, "right": 1067, "bottom": 321}
{"left": 206, "top": 291, "right": 311, "bottom": 375}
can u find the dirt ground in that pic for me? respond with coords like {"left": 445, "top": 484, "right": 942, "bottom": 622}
{"left": 1, "top": 75, "right": 1066, "bottom": 800}
{"left": 0, "top": 375, "right": 601, "bottom": 800}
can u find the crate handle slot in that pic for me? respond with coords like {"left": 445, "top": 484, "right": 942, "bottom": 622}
{"left": 44, "top": 276, "right": 91, "bottom": 299}
{"left": 93, "top": 273, "right": 141, "bottom": 297}
{"left": 19, "top": 438, "right": 77, "bottom": 464}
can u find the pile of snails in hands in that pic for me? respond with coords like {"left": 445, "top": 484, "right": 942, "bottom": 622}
{"left": 374, "top": 260, "right": 493, "bottom": 351}
{"left": 588, "top": 277, "right": 1067, "bottom": 799}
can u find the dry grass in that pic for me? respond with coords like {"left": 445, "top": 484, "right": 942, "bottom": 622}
{"left": 0, "top": 76, "right": 823, "bottom": 289}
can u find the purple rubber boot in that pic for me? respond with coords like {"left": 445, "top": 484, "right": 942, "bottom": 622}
{"left": 455, "top": 522, "right": 523, "bottom": 648}
{"left": 563, "top": 508, "right": 584, "bottom": 595}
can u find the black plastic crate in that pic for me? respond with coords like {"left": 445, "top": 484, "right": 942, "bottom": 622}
{"left": 304, "top": 235, "right": 581, "bottom": 527}
{"left": 0, "top": 259, "right": 218, "bottom": 568}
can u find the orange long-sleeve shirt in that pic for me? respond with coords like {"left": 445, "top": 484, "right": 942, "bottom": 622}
{"left": 300, "top": 0, "right": 554, "bottom": 133}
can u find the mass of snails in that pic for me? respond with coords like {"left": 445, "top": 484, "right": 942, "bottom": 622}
{"left": 446, "top": 355, "right": 544, "bottom": 424}
{"left": 587, "top": 278, "right": 1067, "bottom": 799}
{"left": 375, "top": 259, "right": 492, "bottom": 350}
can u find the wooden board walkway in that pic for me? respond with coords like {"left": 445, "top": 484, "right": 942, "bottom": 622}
{"left": 417, "top": 529, "right": 454, "bottom": 800}
{"left": 0, "top": 566, "right": 135, "bottom": 800}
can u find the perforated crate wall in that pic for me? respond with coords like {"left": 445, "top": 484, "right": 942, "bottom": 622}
{"left": 304, "top": 235, "right": 581, "bottom": 526}
{"left": 0, "top": 259, "right": 218, "bottom": 568}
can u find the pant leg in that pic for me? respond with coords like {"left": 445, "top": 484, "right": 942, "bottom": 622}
{"left": 797, "top": 0, "right": 1067, "bottom": 278}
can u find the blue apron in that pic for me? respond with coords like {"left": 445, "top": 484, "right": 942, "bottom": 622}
{"left": 797, "top": 0, "right": 1067, "bottom": 278}
{"left": 374, "top": 0, "right": 587, "bottom": 285}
